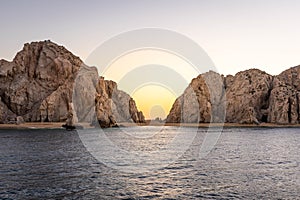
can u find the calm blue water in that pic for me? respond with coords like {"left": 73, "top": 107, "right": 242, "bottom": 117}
{"left": 0, "top": 127, "right": 299, "bottom": 199}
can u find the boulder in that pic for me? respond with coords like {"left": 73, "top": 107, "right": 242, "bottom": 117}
{"left": 16, "top": 116, "right": 24, "bottom": 125}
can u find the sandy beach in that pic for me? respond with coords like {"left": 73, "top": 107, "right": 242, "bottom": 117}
{"left": 0, "top": 122, "right": 66, "bottom": 129}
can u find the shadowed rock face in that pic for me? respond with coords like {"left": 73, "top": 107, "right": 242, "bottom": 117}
{"left": 166, "top": 67, "right": 300, "bottom": 124}
{"left": 0, "top": 41, "right": 145, "bottom": 127}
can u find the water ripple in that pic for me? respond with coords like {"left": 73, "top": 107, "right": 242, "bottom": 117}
{"left": 0, "top": 128, "right": 299, "bottom": 199}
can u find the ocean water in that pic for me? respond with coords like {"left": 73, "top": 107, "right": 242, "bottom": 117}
{"left": 0, "top": 126, "right": 299, "bottom": 199}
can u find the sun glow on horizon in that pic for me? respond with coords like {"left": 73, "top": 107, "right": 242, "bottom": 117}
{"left": 99, "top": 49, "right": 199, "bottom": 119}
{"left": 131, "top": 84, "right": 176, "bottom": 120}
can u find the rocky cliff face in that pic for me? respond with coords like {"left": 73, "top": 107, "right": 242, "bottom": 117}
{"left": 0, "top": 41, "right": 145, "bottom": 127}
{"left": 167, "top": 66, "right": 300, "bottom": 124}
{"left": 0, "top": 41, "right": 81, "bottom": 123}
{"left": 93, "top": 77, "right": 145, "bottom": 128}
{"left": 73, "top": 67, "right": 145, "bottom": 128}
{"left": 225, "top": 69, "right": 273, "bottom": 124}
{"left": 166, "top": 71, "right": 226, "bottom": 123}
{"left": 2, "top": 40, "right": 299, "bottom": 126}
{"left": 268, "top": 66, "right": 300, "bottom": 124}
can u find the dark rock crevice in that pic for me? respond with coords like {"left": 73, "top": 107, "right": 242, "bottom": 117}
{"left": 288, "top": 97, "right": 292, "bottom": 123}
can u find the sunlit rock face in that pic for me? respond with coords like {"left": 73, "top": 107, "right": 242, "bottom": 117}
{"left": 2, "top": 40, "right": 299, "bottom": 126}
{"left": 166, "top": 71, "right": 226, "bottom": 123}
{"left": 73, "top": 69, "right": 145, "bottom": 128}
{"left": 167, "top": 66, "right": 300, "bottom": 124}
{"left": 0, "top": 41, "right": 145, "bottom": 127}
{"left": 0, "top": 41, "right": 81, "bottom": 123}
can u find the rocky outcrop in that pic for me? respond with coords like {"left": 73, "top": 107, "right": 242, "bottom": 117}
{"left": 111, "top": 88, "right": 145, "bottom": 124}
{"left": 167, "top": 66, "right": 300, "bottom": 124}
{"left": 0, "top": 41, "right": 81, "bottom": 123}
{"left": 0, "top": 41, "right": 145, "bottom": 127}
{"left": 268, "top": 66, "right": 300, "bottom": 124}
{"left": 166, "top": 71, "right": 226, "bottom": 123}
{"left": 0, "top": 97, "right": 16, "bottom": 123}
{"left": 225, "top": 69, "right": 273, "bottom": 124}
{"left": 73, "top": 68, "right": 145, "bottom": 128}
{"left": 2, "top": 40, "right": 299, "bottom": 126}
{"left": 72, "top": 65, "right": 98, "bottom": 123}
{"left": 166, "top": 97, "right": 183, "bottom": 123}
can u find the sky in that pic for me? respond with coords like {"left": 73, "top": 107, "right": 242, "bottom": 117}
{"left": 1, "top": 0, "right": 300, "bottom": 119}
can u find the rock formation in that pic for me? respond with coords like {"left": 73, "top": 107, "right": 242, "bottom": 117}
{"left": 0, "top": 41, "right": 81, "bottom": 123}
{"left": 225, "top": 69, "right": 273, "bottom": 124}
{"left": 73, "top": 67, "right": 145, "bottom": 128}
{"left": 268, "top": 66, "right": 300, "bottom": 124}
{"left": 166, "top": 71, "right": 226, "bottom": 123}
{"left": 167, "top": 66, "right": 300, "bottom": 124}
{"left": 2, "top": 40, "right": 299, "bottom": 126}
{"left": 0, "top": 40, "right": 145, "bottom": 127}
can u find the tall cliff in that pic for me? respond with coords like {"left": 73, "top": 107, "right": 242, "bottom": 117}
{"left": 167, "top": 67, "right": 300, "bottom": 124}
{"left": 73, "top": 67, "right": 145, "bottom": 128}
{"left": 268, "top": 66, "right": 300, "bottom": 124}
{"left": 0, "top": 41, "right": 145, "bottom": 127}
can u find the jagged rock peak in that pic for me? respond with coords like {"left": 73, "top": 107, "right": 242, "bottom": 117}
{"left": 14, "top": 40, "right": 82, "bottom": 67}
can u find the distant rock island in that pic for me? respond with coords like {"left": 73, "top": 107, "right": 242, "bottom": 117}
{"left": 0, "top": 41, "right": 145, "bottom": 127}
{"left": 167, "top": 66, "right": 300, "bottom": 125}
{"left": 0, "top": 40, "right": 299, "bottom": 127}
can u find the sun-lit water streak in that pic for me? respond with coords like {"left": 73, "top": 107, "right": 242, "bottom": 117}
{"left": 0, "top": 127, "right": 299, "bottom": 199}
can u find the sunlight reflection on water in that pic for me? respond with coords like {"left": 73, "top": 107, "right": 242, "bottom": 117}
{"left": 0, "top": 127, "right": 299, "bottom": 199}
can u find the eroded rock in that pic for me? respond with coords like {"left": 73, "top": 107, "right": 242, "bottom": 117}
{"left": 166, "top": 71, "right": 225, "bottom": 123}
{"left": 73, "top": 70, "right": 145, "bottom": 127}
{"left": 0, "top": 40, "right": 82, "bottom": 123}
{"left": 225, "top": 69, "right": 273, "bottom": 124}
{"left": 167, "top": 67, "right": 300, "bottom": 124}
{"left": 268, "top": 66, "right": 300, "bottom": 124}
{"left": 0, "top": 41, "right": 145, "bottom": 128}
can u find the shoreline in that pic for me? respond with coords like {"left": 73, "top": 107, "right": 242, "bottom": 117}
{"left": 0, "top": 122, "right": 66, "bottom": 129}
{"left": 0, "top": 122, "right": 300, "bottom": 130}
{"left": 120, "top": 122, "right": 300, "bottom": 128}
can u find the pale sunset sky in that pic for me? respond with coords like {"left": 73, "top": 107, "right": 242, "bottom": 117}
{"left": 1, "top": 0, "right": 300, "bottom": 119}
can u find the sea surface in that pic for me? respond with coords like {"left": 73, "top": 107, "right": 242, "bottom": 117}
{"left": 0, "top": 126, "right": 299, "bottom": 199}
